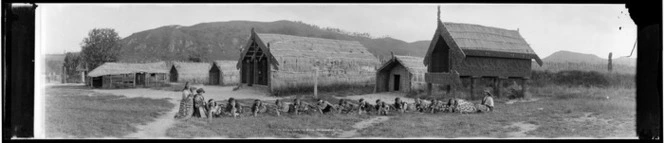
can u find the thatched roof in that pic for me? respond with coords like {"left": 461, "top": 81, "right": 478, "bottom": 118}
{"left": 87, "top": 62, "right": 168, "bottom": 77}
{"left": 213, "top": 60, "right": 239, "bottom": 74}
{"left": 377, "top": 55, "right": 426, "bottom": 74}
{"left": 172, "top": 62, "right": 212, "bottom": 76}
{"left": 424, "top": 20, "right": 543, "bottom": 66}
{"left": 237, "top": 30, "right": 379, "bottom": 70}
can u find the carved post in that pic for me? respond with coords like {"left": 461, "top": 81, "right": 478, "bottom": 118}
{"left": 470, "top": 77, "right": 478, "bottom": 100}
{"left": 496, "top": 76, "right": 507, "bottom": 98}
{"left": 522, "top": 77, "right": 531, "bottom": 99}
{"left": 427, "top": 83, "right": 432, "bottom": 96}
{"left": 314, "top": 67, "right": 318, "bottom": 98}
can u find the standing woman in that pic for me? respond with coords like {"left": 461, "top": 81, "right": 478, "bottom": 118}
{"left": 181, "top": 82, "right": 190, "bottom": 100}
{"left": 174, "top": 86, "right": 196, "bottom": 119}
{"left": 193, "top": 88, "right": 207, "bottom": 118}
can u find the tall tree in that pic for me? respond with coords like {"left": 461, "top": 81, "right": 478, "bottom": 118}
{"left": 63, "top": 52, "right": 81, "bottom": 82}
{"left": 80, "top": 28, "right": 122, "bottom": 70}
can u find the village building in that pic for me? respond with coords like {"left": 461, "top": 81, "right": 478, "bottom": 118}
{"left": 423, "top": 7, "right": 543, "bottom": 99}
{"left": 169, "top": 62, "right": 212, "bottom": 84}
{"left": 87, "top": 62, "right": 169, "bottom": 88}
{"left": 209, "top": 60, "right": 240, "bottom": 86}
{"left": 375, "top": 54, "right": 427, "bottom": 93}
{"left": 236, "top": 29, "right": 380, "bottom": 95}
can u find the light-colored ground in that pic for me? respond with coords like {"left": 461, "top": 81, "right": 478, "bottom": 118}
{"left": 504, "top": 121, "right": 540, "bottom": 138}
{"left": 124, "top": 98, "right": 179, "bottom": 138}
{"left": 337, "top": 116, "right": 390, "bottom": 138}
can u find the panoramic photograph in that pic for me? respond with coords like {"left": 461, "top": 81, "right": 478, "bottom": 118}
{"left": 37, "top": 4, "right": 637, "bottom": 139}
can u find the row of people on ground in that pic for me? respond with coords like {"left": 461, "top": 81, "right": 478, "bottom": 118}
{"left": 174, "top": 82, "right": 495, "bottom": 120}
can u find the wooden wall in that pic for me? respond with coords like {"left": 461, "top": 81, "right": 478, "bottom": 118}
{"left": 456, "top": 56, "right": 532, "bottom": 77}
{"left": 98, "top": 73, "right": 168, "bottom": 89}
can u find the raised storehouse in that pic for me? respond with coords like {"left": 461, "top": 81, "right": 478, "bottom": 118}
{"left": 209, "top": 60, "right": 240, "bottom": 86}
{"left": 87, "top": 62, "right": 169, "bottom": 88}
{"left": 236, "top": 29, "right": 380, "bottom": 94}
{"left": 169, "top": 62, "right": 212, "bottom": 84}
{"left": 423, "top": 7, "right": 543, "bottom": 99}
{"left": 375, "top": 54, "right": 427, "bottom": 93}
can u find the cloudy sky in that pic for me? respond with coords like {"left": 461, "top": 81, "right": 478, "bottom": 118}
{"left": 38, "top": 4, "right": 636, "bottom": 58}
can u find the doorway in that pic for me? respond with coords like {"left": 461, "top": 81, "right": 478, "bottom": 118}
{"left": 136, "top": 73, "right": 145, "bottom": 86}
{"left": 393, "top": 75, "right": 401, "bottom": 91}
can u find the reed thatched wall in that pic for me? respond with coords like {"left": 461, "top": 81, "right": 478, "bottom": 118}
{"left": 171, "top": 62, "right": 212, "bottom": 84}
{"left": 213, "top": 60, "right": 240, "bottom": 85}
{"left": 250, "top": 33, "right": 380, "bottom": 92}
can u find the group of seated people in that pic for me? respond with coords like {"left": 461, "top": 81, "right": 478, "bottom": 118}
{"left": 174, "top": 83, "right": 495, "bottom": 120}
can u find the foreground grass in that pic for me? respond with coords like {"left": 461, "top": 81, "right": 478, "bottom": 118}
{"left": 165, "top": 86, "right": 635, "bottom": 138}
{"left": 360, "top": 86, "right": 635, "bottom": 138}
{"left": 45, "top": 85, "right": 175, "bottom": 138}
{"left": 167, "top": 113, "right": 370, "bottom": 138}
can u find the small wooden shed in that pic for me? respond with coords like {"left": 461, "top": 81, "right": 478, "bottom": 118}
{"left": 209, "top": 60, "right": 240, "bottom": 86}
{"left": 169, "top": 62, "right": 212, "bottom": 84}
{"left": 236, "top": 29, "right": 380, "bottom": 94}
{"left": 423, "top": 7, "right": 543, "bottom": 99}
{"left": 87, "top": 62, "right": 169, "bottom": 88}
{"left": 375, "top": 55, "right": 427, "bottom": 93}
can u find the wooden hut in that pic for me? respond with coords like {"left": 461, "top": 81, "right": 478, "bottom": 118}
{"left": 87, "top": 62, "right": 169, "bottom": 88}
{"left": 236, "top": 29, "right": 380, "bottom": 94}
{"left": 423, "top": 7, "right": 543, "bottom": 99}
{"left": 375, "top": 54, "right": 427, "bottom": 93}
{"left": 169, "top": 62, "right": 212, "bottom": 84}
{"left": 209, "top": 60, "right": 240, "bottom": 86}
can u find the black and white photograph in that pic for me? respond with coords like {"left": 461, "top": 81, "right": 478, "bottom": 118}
{"left": 34, "top": 4, "right": 638, "bottom": 139}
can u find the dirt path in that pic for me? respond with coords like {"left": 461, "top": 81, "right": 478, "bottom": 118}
{"left": 337, "top": 116, "right": 390, "bottom": 138}
{"left": 125, "top": 98, "right": 180, "bottom": 138}
{"left": 504, "top": 121, "right": 539, "bottom": 138}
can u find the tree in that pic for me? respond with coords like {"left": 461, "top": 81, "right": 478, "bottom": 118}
{"left": 80, "top": 28, "right": 122, "bottom": 70}
{"left": 63, "top": 52, "right": 81, "bottom": 82}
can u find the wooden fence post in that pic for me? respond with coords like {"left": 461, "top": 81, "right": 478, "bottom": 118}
{"left": 314, "top": 67, "right": 318, "bottom": 98}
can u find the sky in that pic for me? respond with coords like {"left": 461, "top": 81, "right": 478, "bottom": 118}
{"left": 38, "top": 4, "right": 637, "bottom": 58}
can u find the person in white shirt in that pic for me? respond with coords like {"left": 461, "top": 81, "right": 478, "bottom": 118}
{"left": 480, "top": 89, "right": 495, "bottom": 112}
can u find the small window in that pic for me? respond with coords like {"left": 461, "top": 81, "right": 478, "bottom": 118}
{"left": 151, "top": 73, "right": 156, "bottom": 77}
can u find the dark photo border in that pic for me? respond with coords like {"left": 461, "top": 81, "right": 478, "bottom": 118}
{"left": 2, "top": 0, "right": 661, "bottom": 142}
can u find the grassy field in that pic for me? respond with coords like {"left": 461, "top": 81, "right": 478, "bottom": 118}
{"left": 360, "top": 86, "right": 635, "bottom": 138}
{"left": 165, "top": 85, "right": 635, "bottom": 138}
{"left": 45, "top": 85, "right": 175, "bottom": 138}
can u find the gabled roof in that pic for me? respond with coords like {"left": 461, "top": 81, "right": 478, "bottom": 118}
{"left": 424, "top": 20, "right": 543, "bottom": 66}
{"left": 87, "top": 62, "right": 168, "bottom": 77}
{"left": 172, "top": 62, "right": 212, "bottom": 75}
{"left": 213, "top": 60, "right": 239, "bottom": 74}
{"left": 377, "top": 55, "right": 426, "bottom": 74}
{"left": 237, "top": 29, "right": 379, "bottom": 70}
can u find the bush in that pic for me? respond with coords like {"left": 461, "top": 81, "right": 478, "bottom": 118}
{"left": 531, "top": 70, "right": 634, "bottom": 88}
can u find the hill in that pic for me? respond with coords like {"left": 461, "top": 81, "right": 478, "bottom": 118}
{"left": 119, "top": 20, "right": 430, "bottom": 63}
{"left": 542, "top": 50, "right": 636, "bottom": 67}
{"left": 114, "top": 20, "right": 635, "bottom": 74}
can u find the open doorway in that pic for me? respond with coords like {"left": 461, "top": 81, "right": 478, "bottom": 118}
{"left": 394, "top": 74, "right": 401, "bottom": 91}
